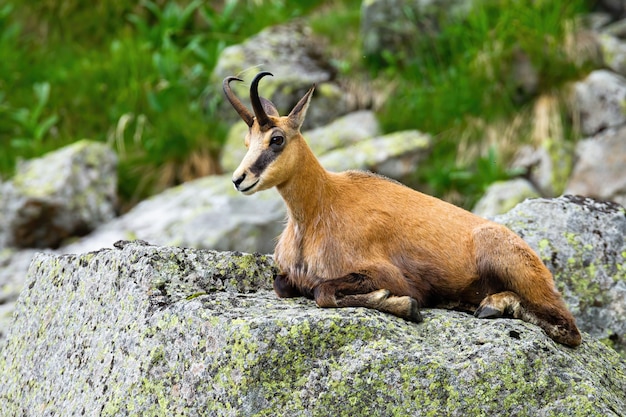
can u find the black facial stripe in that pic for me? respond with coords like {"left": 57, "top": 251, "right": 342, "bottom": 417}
{"left": 249, "top": 148, "right": 280, "bottom": 176}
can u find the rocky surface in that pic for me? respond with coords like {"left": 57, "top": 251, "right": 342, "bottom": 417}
{"left": 0, "top": 140, "right": 117, "bottom": 249}
{"left": 318, "top": 130, "right": 431, "bottom": 177}
{"left": 599, "top": 33, "right": 626, "bottom": 76}
{"left": 572, "top": 69, "right": 626, "bottom": 136}
{"left": 494, "top": 195, "right": 626, "bottom": 353}
{"left": 0, "top": 248, "right": 42, "bottom": 340}
{"left": 221, "top": 110, "right": 382, "bottom": 173}
{"left": 472, "top": 178, "right": 540, "bottom": 218}
{"left": 212, "top": 21, "right": 348, "bottom": 129}
{"left": 565, "top": 125, "right": 626, "bottom": 207}
{"left": 60, "top": 175, "right": 284, "bottom": 256}
{"left": 1, "top": 241, "right": 624, "bottom": 416}
{"left": 511, "top": 139, "right": 575, "bottom": 199}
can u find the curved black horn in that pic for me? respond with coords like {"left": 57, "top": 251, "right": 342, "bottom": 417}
{"left": 250, "top": 71, "right": 274, "bottom": 127}
{"left": 223, "top": 76, "right": 254, "bottom": 127}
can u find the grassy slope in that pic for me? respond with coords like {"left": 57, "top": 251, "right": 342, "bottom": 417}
{"left": 0, "top": 0, "right": 592, "bottom": 209}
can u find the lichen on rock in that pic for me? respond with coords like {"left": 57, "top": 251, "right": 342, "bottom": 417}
{"left": 1, "top": 240, "right": 624, "bottom": 416}
{"left": 495, "top": 195, "right": 626, "bottom": 355}
{"left": 0, "top": 140, "right": 117, "bottom": 249}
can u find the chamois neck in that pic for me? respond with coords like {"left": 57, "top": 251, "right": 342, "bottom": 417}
{"left": 276, "top": 141, "right": 334, "bottom": 225}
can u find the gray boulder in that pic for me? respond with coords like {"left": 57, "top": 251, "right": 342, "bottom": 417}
{"left": 572, "top": 69, "right": 626, "bottom": 136}
{"left": 511, "top": 139, "right": 575, "bottom": 198}
{"left": 223, "top": 111, "right": 427, "bottom": 179}
{"left": 221, "top": 110, "right": 381, "bottom": 173}
{"left": 565, "top": 125, "right": 626, "bottom": 207}
{"left": 0, "top": 248, "right": 41, "bottom": 340}
{"left": 212, "top": 22, "right": 348, "bottom": 129}
{"left": 0, "top": 140, "right": 117, "bottom": 249}
{"left": 61, "top": 175, "right": 285, "bottom": 256}
{"left": 1, "top": 241, "right": 624, "bottom": 416}
{"left": 472, "top": 178, "right": 540, "bottom": 218}
{"left": 302, "top": 110, "right": 382, "bottom": 155}
{"left": 494, "top": 195, "right": 626, "bottom": 354}
{"left": 0, "top": 172, "right": 286, "bottom": 346}
{"left": 599, "top": 33, "right": 626, "bottom": 76}
{"left": 318, "top": 130, "right": 431, "bottom": 178}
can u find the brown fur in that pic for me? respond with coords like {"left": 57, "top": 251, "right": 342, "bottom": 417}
{"left": 225, "top": 73, "right": 581, "bottom": 347}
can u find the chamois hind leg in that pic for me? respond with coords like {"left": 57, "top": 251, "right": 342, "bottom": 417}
{"left": 472, "top": 223, "right": 582, "bottom": 347}
{"left": 312, "top": 265, "right": 423, "bottom": 323}
{"left": 475, "top": 291, "right": 524, "bottom": 319}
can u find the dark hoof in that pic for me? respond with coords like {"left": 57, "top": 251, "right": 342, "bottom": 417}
{"left": 474, "top": 306, "right": 503, "bottom": 319}
{"left": 408, "top": 298, "right": 423, "bottom": 323}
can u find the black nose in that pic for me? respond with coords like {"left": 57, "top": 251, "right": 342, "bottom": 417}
{"left": 233, "top": 173, "right": 246, "bottom": 189}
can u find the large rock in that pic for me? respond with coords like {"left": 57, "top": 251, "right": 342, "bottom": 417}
{"left": 565, "top": 125, "right": 626, "bottom": 207}
{"left": 494, "top": 195, "right": 626, "bottom": 354}
{"left": 305, "top": 110, "right": 382, "bottom": 155}
{"left": 221, "top": 110, "right": 381, "bottom": 173}
{"left": 0, "top": 248, "right": 41, "bottom": 340}
{"left": 572, "top": 69, "right": 626, "bottom": 136}
{"left": 0, "top": 140, "right": 117, "bottom": 249}
{"left": 472, "top": 178, "right": 540, "bottom": 218}
{"left": 318, "top": 130, "right": 431, "bottom": 178}
{"left": 212, "top": 22, "right": 347, "bottom": 129}
{"left": 598, "top": 33, "right": 626, "bottom": 76}
{"left": 60, "top": 175, "right": 285, "bottom": 256}
{"left": 223, "top": 111, "right": 428, "bottom": 179}
{"left": 511, "top": 139, "right": 575, "bottom": 198}
{"left": 1, "top": 241, "right": 624, "bottom": 416}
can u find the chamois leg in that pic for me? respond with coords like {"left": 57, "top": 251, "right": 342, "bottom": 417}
{"left": 472, "top": 224, "right": 582, "bottom": 347}
{"left": 474, "top": 291, "right": 523, "bottom": 319}
{"left": 335, "top": 290, "right": 422, "bottom": 322}
{"left": 273, "top": 273, "right": 303, "bottom": 298}
{"left": 312, "top": 268, "right": 422, "bottom": 322}
{"left": 475, "top": 291, "right": 581, "bottom": 346}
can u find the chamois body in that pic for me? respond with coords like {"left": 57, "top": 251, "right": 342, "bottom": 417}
{"left": 275, "top": 167, "right": 490, "bottom": 305}
{"left": 224, "top": 72, "right": 582, "bottom": 347}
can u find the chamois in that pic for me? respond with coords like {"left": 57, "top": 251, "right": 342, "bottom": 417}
{"left": 223, "top": 71, "right": 582, "bottom": 347}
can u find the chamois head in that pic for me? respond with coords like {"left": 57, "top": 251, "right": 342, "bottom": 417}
{"left": 224, "top": 72, "right": 315, "bottom": 194}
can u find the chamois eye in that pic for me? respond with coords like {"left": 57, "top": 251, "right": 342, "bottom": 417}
{"left": 270, "top": 135, "right": 285, "bottom": 150}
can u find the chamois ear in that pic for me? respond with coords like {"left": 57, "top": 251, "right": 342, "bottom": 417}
{"left": 287, "top": 85, "right": 315, "bottom": 130}
{"left": 260, "top": 97, "right": 279, "bottom": 117}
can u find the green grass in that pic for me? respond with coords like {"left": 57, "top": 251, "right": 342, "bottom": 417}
{"left": 0, "top": 0, "right": 594, "bottom": 209}
{"left": 307, "top": 0, "right": 591, "bottom": 208}
{"left": 0, "top": 0, "right": 323, "bottom": 206}
{"left": 370, "top": 0, "right": 591, "bottom": 207}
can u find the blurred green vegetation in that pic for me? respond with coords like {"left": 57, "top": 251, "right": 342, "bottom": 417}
{"left": 369, "top": 0, "right": 592, "bottom": 206}
{"left": 0, "top": 0, "right": 321, "bottom": 207}
{"left": 0, "top": 0, "right": 593, "bottom": 209}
